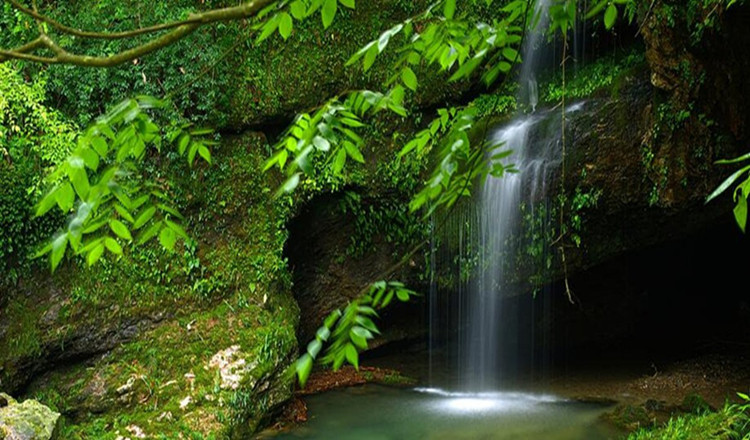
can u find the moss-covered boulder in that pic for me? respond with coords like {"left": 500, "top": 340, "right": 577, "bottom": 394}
{"left": 0, "top": 133, "right": 301, "bottom": 437}
{"left": 25, "top": 299, "right": 298, "bottom": 439}
{"left": 0, "top": 393, "right": 59, "bottom": 440}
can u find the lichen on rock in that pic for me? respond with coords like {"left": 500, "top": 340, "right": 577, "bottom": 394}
{"left": 0, "top": 393, "right": 59, "bottom": 440}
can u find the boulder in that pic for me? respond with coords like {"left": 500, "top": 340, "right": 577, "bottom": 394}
{"left": 0, "top": 393, "right": 59, "bottom": 440}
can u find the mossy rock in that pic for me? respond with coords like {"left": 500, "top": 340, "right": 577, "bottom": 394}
{"left": 0, "top": 393, "right": 59, "bottom": 440}
{"left": 26, "top": 296, "right": 299, "bottom": 439}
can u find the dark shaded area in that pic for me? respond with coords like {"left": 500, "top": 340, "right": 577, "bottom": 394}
{"left": 369, "top": 216, "right": 750, "bottom": 389}
{"left": 553, "top": 216, "right": 750, "bottom": 369}
{"left": 284, "top": 191, "right": 425, "bottom": 345}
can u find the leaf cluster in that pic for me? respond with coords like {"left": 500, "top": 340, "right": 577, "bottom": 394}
{"left": 295, "top": 280, "right": 418, "bottom": 386}
{"left": 34, "top": 96, "right": 214, "bottom": 270}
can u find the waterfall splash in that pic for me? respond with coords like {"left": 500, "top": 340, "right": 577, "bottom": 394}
{"left": 428, "top": 0, "right": 583, "bottom": 392}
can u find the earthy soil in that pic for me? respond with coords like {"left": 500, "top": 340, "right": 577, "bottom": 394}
{"left": 547, "top": 352, "right": 750, "bottom": 408}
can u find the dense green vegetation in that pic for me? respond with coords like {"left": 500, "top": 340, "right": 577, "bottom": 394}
{"left": 0, "top": 0, "right": 748, "bottom": 438}
{"left": 628, "top": 394, "right": 750, "bottom": 440}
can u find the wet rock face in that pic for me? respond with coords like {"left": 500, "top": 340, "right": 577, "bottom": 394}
{"left": 0, "top": 393, "right": 59, "bottom": 440}
{"left": 641, "top": 1, "right": 750, "bottom": 139}
{"left": 635, "top": 1, "right": 750, "bottom": 207}
{"left": 285, "top": 192, "right": 426, "bottom": 345}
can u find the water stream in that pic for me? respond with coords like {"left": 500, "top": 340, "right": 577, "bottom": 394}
{"left": 269, "top": 2, "right": 608, "bottom": 438}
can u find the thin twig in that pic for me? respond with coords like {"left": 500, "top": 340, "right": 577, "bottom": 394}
{"left": 0, "top": 0, "right": 274, "bottom": 67}
{"left": 558, "top": 35, "right": 575, "bottom": 305}
{"left": 4, "top": 0, "right": 273, "bottom": 40}
{"left": 635, "top": 0, "right": 658, "bottom": 37}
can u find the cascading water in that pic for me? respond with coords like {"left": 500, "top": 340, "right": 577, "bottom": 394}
{"left": 428, "top": 0, "right": 583, "bottom": 391}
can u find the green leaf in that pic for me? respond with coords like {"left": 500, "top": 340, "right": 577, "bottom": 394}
{"left": 716, "top": 152, "right": 750, "bottom": 165}
{"left": 87, "top": 243, "right": 105, "bottom": 266}
{"left": 159, "top": 227, "right": 177, "bottom": 251}
{"left": 307, "top": 339, "right": 322, "bottom": 358}
{"left": 296, "top": 354, "right": 313, "bottom": 386}
{"left": 324, "top": 309, "right": 342, "bottom": 329}
{"left": 138, "top": 220, "right": 163, "bottom": 245}
{"left": 401, "top": 67, "right": 418, "bottom": 91}
{"left": 351, "top": 326, "right": 373, "bottom": 340}
{"left": 71, "top": 168, "right": 90, "bottom": 199}
{"left": 90, "top": 136, "right": 108, "bottom": 156}
{"left": 339, "top": 0, "right": 355, "bottom": 8}
{"left": 279, "top": 12, "right": 293, "bottom": 39}
{"left": 50, "top": 234, "right": 68, "bottom": 272}
{"left": 363, "top": 44, "right": 378, "bottom": 71}
{"left": 350, "top": 330, "right": 368, "bottom": 349}
{"left": 136, "top": 95, "right": 164, "bottom": 109}
{"left": 604, "top": 4, "right": 618, "bottom": 29}
{"left": 396, "top": 289, "right": 410, "bottom": 301}
{"left": 443, "top": 0, "right": 456, "bottom": 19}
{"left": 157, "top": 203, "right": 185, "bottom": 220}
{"left": 333, "top": 148, "right": 347, "bottom": 174}
{"left": 316, "top": 326, "right": 331, "bottom": 342}
{"left": 343, "top": 141, "right": 365, "bottom": 163}
{"left": 257, "top": 15, "right": 280, "bottom": 42}
{"left": 198, "top": 145, "right": 212, "bottom": 164}
{"left": 177, "top": 133, "right": 190, "bottom": 156}
{"left": 80, "top": 148, "right": 100, "bottom": 171}
{"left": 56, "top": 183, "right": 75, "bottom": 212}
{"left": 133, "top": 206, "right": 157, "bottom": 230}
{"left": 188, "top": 141, "right": 200, "bottom": 166}
{"left": 355, "top": 316, "right": 380, "bottom": 334}
{"left": 313, "top": 136, "right": 331, "bottom": 152}
{"left": 104, "top": 237, "right": 123, "bottom": 255}
{"left": 585, "top": 0, "right": 608, "bottom": 19}
{"left": 115, "top": 204, "right": 135, "bottom": 223}
{"left": 502, "top": 47, "right": 519, "bottom": 62}
{"left": 109, "top": 220, "right": 133, "bottom": 241}
{"left": 36, "top": 185, "right": 60, "bottom": 217}
{"left": 381, "top": 290, "right": 395, "bottom": 308}
{"left": 165, "top": 219, "right": 189, "bottom": 239}
{"left": 734, "top": 192, "right": 748, "bottom": 233}
{"left": 290, "top": 1, "right": 307, "bottom": 19}
{"left": 278, "top": 173, "right": 301, "bottom": 195}
{"left": 344, "top": 343, "right": 359, "bottom": 369}
{"left": 322, "top": 0, "right": 337, "bottom": 28}
{"left": 706, "top": 165, "right": 750, "bottom": 203}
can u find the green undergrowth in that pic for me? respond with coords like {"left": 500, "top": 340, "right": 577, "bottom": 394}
{"left": 627, "top": 397, "right": 750, "bottom": 440}
{"left": 468, "top": 46, "right": 646, "bottom": 121}
{"left": 1, "top": 0, "right": 450, "bottom": 130}
{"left": 542, "top": 48, "right": 646, "bottom": 104}
{"left": 0, "top": 64, "right": 76, "bottom": 287}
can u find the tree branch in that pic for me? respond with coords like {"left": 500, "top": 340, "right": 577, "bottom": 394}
{"left": 0, "top": 0, "right": 276, "bottom": 67}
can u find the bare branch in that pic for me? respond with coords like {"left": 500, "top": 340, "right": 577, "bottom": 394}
{"left": 0, "top": 0, "right": 276, "bottom": 67}
{"left": 0, "top": 38, "right": 54, "bottom": 63}
{"left": 5, "top": 0, "right": 273, "bottom": 40}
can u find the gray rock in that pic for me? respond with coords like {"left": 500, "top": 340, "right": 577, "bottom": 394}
{"left": 0, "top": 393, "right": 59, "bottom": 440}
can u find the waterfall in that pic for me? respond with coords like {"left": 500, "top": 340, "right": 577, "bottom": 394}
{"left": 529, "top": 77, "right": 539, "bottom": 113}
{"left": 428, "top": 0, "right": 583, "bottom": 391}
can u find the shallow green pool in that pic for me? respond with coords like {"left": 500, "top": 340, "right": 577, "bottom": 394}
{"left": 270, "top": 385, "right": 620, "bottom": 439}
